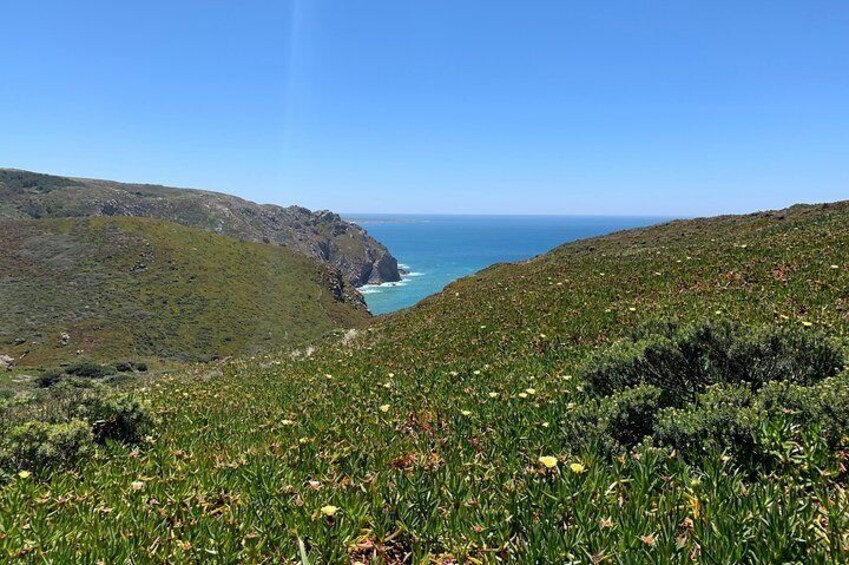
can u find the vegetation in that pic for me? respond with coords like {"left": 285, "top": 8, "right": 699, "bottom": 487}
{"left": 0, "top": 168, "right": 401, "bottom": 286}
{"left": 0, "top": 381, "right": 153, "bottom": 477}
{"left": 0, "top": 216, "right": 369, "bottom": 366}
{"left": 2, "top": 201, "right": 849, "bottom": 562}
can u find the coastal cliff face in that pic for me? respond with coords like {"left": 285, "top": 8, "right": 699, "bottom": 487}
{"left": 0, "top": 169, "right": 401, "bottom": 287}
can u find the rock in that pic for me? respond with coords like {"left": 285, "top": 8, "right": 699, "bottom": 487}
{"left": 0, "top": 354, "right": 14, "bottom": 370}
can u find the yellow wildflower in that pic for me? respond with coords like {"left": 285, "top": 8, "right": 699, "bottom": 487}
{"left": 379, "top": 404, "right": 390, "bottom": 413}
{"left": 320, "top": 505, "right": 339, "bottom": 517}
{"left": 538, "top": 456, "right": 558, "bottom": 469}
{"left": 570, "top": 462, "right": 586, "bottom": 474}
{"left": 18, "top": 470, "right": 31, "bottom": 479}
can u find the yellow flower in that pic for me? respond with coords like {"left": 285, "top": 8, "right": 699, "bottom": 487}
{"left": 379, "top": 404, "right": 390, "bottom": 413}
{"left": 281, "top": 419, "right": 295, "bottom": 426}
{"left": 541, "top": 422, "right": 550, "bottom": 428}
{"left": 831, "top": 264, "right": 840, "bottom": 269}
{"left": 628, "top": 307, "right": 637, "bottom": 312}
{"left": 801, "top": 321, "right": 813, "bottom": 327}
{"left": 569, "top": 462, "right": 586, "bottom": 474}
{"left": 525, "top": 388, "right": 536, "bottom": 395}
{"left": 538, "top": 456, "right": 558, "bottom": 469}
{"left": 686, "top": 494, "right": 701, "bottom": 519}
{"left": 17, "top": 470, "right": 31, "bottom": 479}
{"left": 461, "top": 410, "right": 472, "bottom": 416}
{"left": 518, "top": 392, "right": 528, "bottom": 399}
{"left": 488, "top": 392, "right": 499, "bottom": 398}
{"left": 320, "top": 505, "right": 339, "bottom": 517}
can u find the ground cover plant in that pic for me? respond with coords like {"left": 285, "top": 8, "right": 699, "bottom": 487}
{"left": 2, "top": 202, "right": 849, "bottom": 562}
{"left": 0, "top": 216, "right": 369, "bottom": 366}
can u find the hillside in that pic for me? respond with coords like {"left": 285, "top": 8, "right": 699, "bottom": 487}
{"left": 0, "top": 169, "right": 401, "bottom": 287}
{"left": 368, "top": 201, "right": 849, "bottom": 370}
{"left": 4, "top": 201, "right": 849, "bottom": 562}
{"left": 0, "top": 216, "right": 369, "bottom": 367}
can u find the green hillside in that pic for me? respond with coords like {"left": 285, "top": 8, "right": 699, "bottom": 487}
{"left": 0, "top": 168, "right": 401, "bottom": 287}
{"left": 3, "top": 202, "right": 849, "bottom": 562}
{"left": 0, "top": 216, "right": 369, "bottom": 367}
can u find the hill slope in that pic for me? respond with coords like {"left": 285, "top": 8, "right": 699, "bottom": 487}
{"left": 0, "top": 168, "right": 401, "bottom": 287}
{"left": 367, "top": 201, "right": 849, "bottom": 370}
{"left": 0, "top": 216, "right": 369, "bottom": 366}
{"left": 4, "top": 201, "right": 849, "bottom": 562}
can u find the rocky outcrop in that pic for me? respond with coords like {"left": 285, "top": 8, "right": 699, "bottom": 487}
{"left": 0, "top": 354, "right": 14, "bottom": 370}
{"left": 0, "top": 169, "right": 402, "bottom": 287}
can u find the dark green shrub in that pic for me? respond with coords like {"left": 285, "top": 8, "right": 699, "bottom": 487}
{"left": 115, "top": 362, "right": 133, "bottom": 372}
{"left": 36, "top": 369, "right": 64, "bottom": 388}
{"left": 600, "top": 384, "right": 662, "bottom": 448}
{"left": 583, "top": 322, "right": 843, "bottom": 406}
{"left": 654, "top": 384, "right": 760, "bottom": 464}
{"left": 65, "top": 362, "right": 112, "bottom": 379}
{"left": 135, "top": 362, "right": 148, "bottom": 372}
{"left": 0, "top": 419, "right": 93, "bottom": 473}
{"left": 77, "top": 394, "right": 153, "bottom": 444}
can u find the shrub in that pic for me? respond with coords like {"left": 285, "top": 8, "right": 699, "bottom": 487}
{"left": 135, "top": 362, "right": 148, "bottom": 372}
{"left": 0, "top": 385, "right": 155, "bottom": 475}
{"left": 65, "top": 362, "right": 112, "bottom": 379}
{"left": 599, "top": 384, "right": 662, "bottom": 448}
{"left": 583, "top": 322, "right": 843, "bottom": 407}
{"left": 0, "top": 419, "right": 93, "bottom": 474}
{"left": 77, "top": 394, "right": 154, "bottom": 444}
{"left": 654, "top": 384, "right": 760, "bottom": 464}
{"left": 115, "top": 362, "right": 133, "bottom": 372}
{"left": 36, "top": 369, "right": 64, "bottom": 388}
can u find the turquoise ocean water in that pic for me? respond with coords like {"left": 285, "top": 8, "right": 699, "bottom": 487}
{"left": 345, "top": 215, "right": 670, "bottom": 315}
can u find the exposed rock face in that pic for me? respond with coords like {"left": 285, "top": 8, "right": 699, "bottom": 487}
{"left": 0, "top": 169, "right": 401, "bottom": 287}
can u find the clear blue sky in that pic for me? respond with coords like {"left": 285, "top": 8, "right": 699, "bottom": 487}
{"left": 2, "top": 1, "right": 847, "bottom": 216}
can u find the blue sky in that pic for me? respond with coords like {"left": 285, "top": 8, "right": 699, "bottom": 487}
{"left": 1, "top": 1, "right": 847, "bottom": 215}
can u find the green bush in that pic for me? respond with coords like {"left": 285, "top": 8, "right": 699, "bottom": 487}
{"left": 599, "top": 384, "right": 662, "bottom": 448}
{"left": 0, "top": 419, "right": 93, "bottom": 474}
{"left": 583, "top": 322, "right": 843, "bottom": 406}
{"left": 0, "top": 383, "right": 155, "bottom": 476}
{"left": 77, "top": 394, "right": 154, "bottom": 444}
{"left": 654, "top": 384, "right": 760, "bottom": 464}
{"left": 578, "top": 322, "right": 848, "bottom": 471}
{"left": 65, "top": 362, "right": 112, "bottom": 379}
{"left": 36, "top": 369, "right": 64, "bottom": 388}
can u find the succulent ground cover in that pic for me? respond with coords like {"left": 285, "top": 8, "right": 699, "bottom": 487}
{"left": 2, "top": 202, "right": 849, "bottom": 562}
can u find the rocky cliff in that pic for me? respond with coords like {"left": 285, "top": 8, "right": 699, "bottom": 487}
{"left": 0, "top": 169, "right": 401, "bottom": 287}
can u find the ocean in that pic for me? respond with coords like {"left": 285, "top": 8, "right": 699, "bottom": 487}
{"left": 345, "top": 215, "right": 671, "bottom": 315}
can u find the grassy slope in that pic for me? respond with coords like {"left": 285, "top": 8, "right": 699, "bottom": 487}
{"left": 0, "top": 217, "right": 369, "bottom": 367}
{"left": 3, "top": 202, "right": 849, "bottom": 562}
